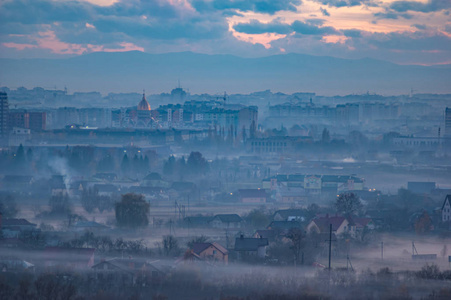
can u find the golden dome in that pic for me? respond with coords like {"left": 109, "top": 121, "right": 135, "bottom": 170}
{"left": 138, "top": 91, "right": 151, "bottom": 111}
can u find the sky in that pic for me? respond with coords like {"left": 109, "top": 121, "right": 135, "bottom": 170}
{"left": 0, "top": 0, "right": 450, "bottom": 65}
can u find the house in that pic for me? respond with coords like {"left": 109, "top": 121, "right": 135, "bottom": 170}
{"left": 441, "top": 195, "right": 451, "bottom": 229}
{"left": 274, "top": 187, "right": 307, "bottom": 203}
{"left": 267, "top": 220, "right": 302, "bottom": 234}
{"left": 141, "top": 172, "right": 169, "bottom": 188}
{"left": 71, "top": 221, "right": 109, "bottom": 232}
{"left": 236, "top": 189, "right": 268, "bottom": 204}
{"left": 49, "top": 175, "right": 67, "bottom": 196}
{"left": 1, "top": 218, "right": 37, "bottom": 238}
{"left": 273, "top": 209, "right": 308, "bottom": 222}
{"left": 408, "top": 182, "right": 436, "bottom": 194}
{"left": 1, "top": 175, "right": 34, "bottom": 192}
{"left": 210, "top": 214, "right": 243, "bottom": 229}
{"left": 190, "top": 242, "right": 228, "bottom": 264}
{"left": 306, "top": 214, "right": 373, "bottom": 238}
{"left": 94, "top": 184, "right": 120, "bottom": 197}
{"left": 253, "top": 230, "right": 277, "bottom": 242}
{"left": 307, "top": 214, "right": 352, "bottom": 236}
{"left": 182, "top": 216, "right": 213, "bottom": 228}
{"left": 43, "top": 247, "right": 95, "bottom": 270}
{"left": 234, "top": 235, "right": 269, "bottom": 259}
{"left": 0, "top": 258, "right": 34, "bottom": 272}
{"left": 91, "top": 258, "right": 166, "bottom": 286}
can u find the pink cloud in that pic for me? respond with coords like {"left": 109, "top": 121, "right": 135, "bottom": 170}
{"left": 2, "top": 30, "right": 144, "bottom": 55}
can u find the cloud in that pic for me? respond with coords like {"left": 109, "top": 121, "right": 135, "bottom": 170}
{"left": 411, "top": 24, "right": 427, "bottom": 30}
{"left": 374, "top": 11, "right": 413, "bottom": 20}
{"left": 320, "top": 7, "right": 330, "bottom": 16}
{"left": 233, "top": 19, "right": 339, "bottom": 37}
{"left": 343, "top": 29, "right": 362, "bottom": 38}
{"left": 233, "top": 19, "right": 292, "bottom": 35}
{"left": 191, "top": 0, "right": 302, "bottom": 15}
{"left": 291, "top": 20, "right": 339, "bottom": 35}
{"left": 316, "top": 0, "right": 374, "bottom": 8}
{"left": 390, "top": 0, "right": 450, "bottom": 13}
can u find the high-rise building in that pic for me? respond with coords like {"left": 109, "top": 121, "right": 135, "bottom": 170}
{"left": 0, "top": 92, "right": 9, "bottom": 140}
{"left": 445, "top": 107, "right": 451, "bottom": 137}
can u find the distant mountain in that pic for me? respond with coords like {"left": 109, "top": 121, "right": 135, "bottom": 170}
{"left": 1, "top": 51, "right": 450, "bottom": 95}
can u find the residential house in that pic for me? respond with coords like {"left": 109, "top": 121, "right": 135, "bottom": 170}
{"left": 93, "top": 184, "right": 119, "bottom": 197}
{"left": 182, "top": 216, "right": 213, "bottom": 228}
{"left": 141, "top": 172, "right": 169, "bottom": 188}
{"left": 91, "top": 258, "right": 166, "bottom": 286}
{"left": 210, "top": 214, "right": 243, "bottom": 229}
{"left": 273, "top": 209, "right": 308, "bottom": 222}
{"left": 237, "top": 189, "right": 268, "bottom": 204}
{"left": 234, "top": 235, "right": 269, "bottom": 259}
{"left": 1, "top": 218, "right": 37, "bottom": 238}
{"left": 43, "top": 247, "right": 95, "bottom": 270}
{"left": 71, "top": 221, "right": 109, "bottom": 232}
{"left": 190, "top": 242, "right": 228, "bottom": 264}
{"left": 1, "top": 175, "right": 34, "bottom": 192}
{"left": 307, "top": 214, "right": 352, "bottom": 236}
{"left": 306, "top": 214, "right": 373, "bottom": 238}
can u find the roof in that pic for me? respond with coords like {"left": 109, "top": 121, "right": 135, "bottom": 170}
{"left": 93, "top": 184, "right": 119, "bottom": 193}
{"left": 442, "top": 195, "right": 451, "bottom": 210}
{"left": 94, "top": 258, "right": 165, "bottom": 273}
{"left": 267, "top": 220, "right": 302, "bottom": 230}
{"left": 212, "top": 214, "right": 243, "bottom": 223}
{"left": 144, "top": 172, "right": 163, "bottom": 181}
{"left": 234, "top": 237, "right": 269, "bottom": 251}
{"left": 171, "top": 181, "right": 196, "bottom": 191}
{"left": 2, "top": 218, "right": 36, "bottom": 227}
{"left": 274, "top": 209, "right": 307, "bottom": 219}
{"left": 237, "top": 189, "right": 267, "bottom": 198}
{"left": 2, "top": 175, "right": 33, "bottom": 183}
{"left": 183, "top": 216, "right": 213, "bottom": 225}
{"left": 254, "top": 230, "right": 277, "bottom": 239}
{"left": 311, "top": 215, "right": 347, "bottom": 232}
{"left": 408, "top": 181, "right": 436, "bottom": 194}
{"left": 192, "top": 242, "right": 228, "bottom": 255}
{"left": 72, "top": 221, "right": 108, "bottom": 229}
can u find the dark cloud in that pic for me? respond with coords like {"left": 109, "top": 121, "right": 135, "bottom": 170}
{"left": 233, "top": 19, "right": 292, "bottom": 35}
{"left": 320, "top": 7, "right": 331, "bottom": 16}
{"left": 411, "top": 24, "right": 427, "bottom": 30}
{"left": 0, "top": 0, "right": 93, "bottom": 25}
{"left": 316, "top": 0, "right": 373, "bottom": 8}
{"left": 291, "top": 20, "right": 339, "bottom": 35}
{"left": 343, "top": 29, "right": 362, "bottom": 38}
{"left": 374, "top": 11, "right": 413, "bottom": 19}
{"left": 390, "top": 0, "right": 450, "bottom": 13}
{"left": 191, "top": 0, "right": 302, "bottom": 15}
{"left": 93, "top": 16, "right": 228, "bottom": 40}
{"left": 233, "top": 19, "right": 339, "bottom": 36}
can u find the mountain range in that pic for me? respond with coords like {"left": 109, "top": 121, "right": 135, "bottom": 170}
{"left": 1, "top": 51, "right": 450, "bottom": 95}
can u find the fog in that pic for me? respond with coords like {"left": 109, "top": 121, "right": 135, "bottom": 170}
{"left": 0, "top": 86, "right": 450, "bottom": 299}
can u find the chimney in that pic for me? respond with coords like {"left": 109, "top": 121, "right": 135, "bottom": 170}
{"left": 240, "top": 234, "right": 244, "bottom": 239}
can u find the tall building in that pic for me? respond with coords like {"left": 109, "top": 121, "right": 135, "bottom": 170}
{"left": 0, "top": 92, "right": 9, "bottom": 140}
{"left": 445, "top": 107, "right": 451, "bottom": 137}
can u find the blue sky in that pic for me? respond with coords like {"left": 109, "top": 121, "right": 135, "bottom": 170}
{"left": 0, "top": 0, "right": 450, "bottom": 65}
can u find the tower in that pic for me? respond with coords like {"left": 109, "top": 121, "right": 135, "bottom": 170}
{"left": 0, "top": 92, "right": 9, "bottom": 140}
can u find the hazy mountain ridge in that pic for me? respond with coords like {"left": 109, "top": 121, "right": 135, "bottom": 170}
{"left": 1, "top": 51, "right": 450, "bottom": 95}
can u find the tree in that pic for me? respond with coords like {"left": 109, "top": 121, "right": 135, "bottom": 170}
{"left": 115, "top": 193, "right": 149, "bottom": 227}
{"left": 163, "top": 155, "right": 176, "bottom": 176}
{"left": 49, "top": 193, "right": 71, "bottom": 215}
{"left": 162, "top": 235, "right": 179, "bottom": 256}
{"left": 244, "top": 208, "right": 270, "bottom": 228}
{"left": 187, "top": 235, "right": 208, "bottom": 249}
{"left": 321, "top": 128, "right": 330, "bottom": 143}
{"left": 120, "top": 153, "right": 130, "bottom": 175}
{"left": 187, "top": 151, "right": 207, "bottom": 175}
{"left": 335, "top": 193, "right": 362, "bottom": 215}
{"left": 286, "top": 228, "right": 305, "bottom": 265}
{"left": 0, "top": 194, "right": 18, "bottom": 218}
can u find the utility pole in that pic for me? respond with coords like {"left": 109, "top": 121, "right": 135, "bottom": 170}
{"left": 328, "top": 223, "right": 332, "bottom": 270}
{"left": 381, "top": 241, "right": 384, "bottom": 260}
